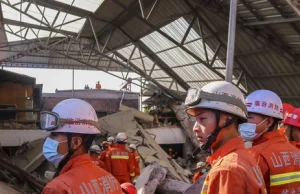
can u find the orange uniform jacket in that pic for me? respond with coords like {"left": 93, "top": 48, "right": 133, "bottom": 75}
{"left": 249, "top": 130, "right": 300, "bottom": 194}
{"left": 130, "top": 151, "right": 140, "bottom": 177}
{"left": 201, "top": 137, "right": 267, "bottom": 194}
{"left": 90, "top": 155, "right": 106, "bottom": 171}
{"left": 100, "top": 148, "right": 110, "bottom": 170}
{"left": 106, "top": 144, "right": 135, "bottom": 184}
{"left": 192, "top": 171, "right": 203, "bottom": 184}
{"left": 42, "top": 154, "right": 122, "bottom": 194}
{"left": 290, "top": 141, "right": 300, "bottom": 150}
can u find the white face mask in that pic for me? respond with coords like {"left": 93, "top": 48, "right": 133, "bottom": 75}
{"left": 238, "top": 118, "right": 268, "bottom": 142}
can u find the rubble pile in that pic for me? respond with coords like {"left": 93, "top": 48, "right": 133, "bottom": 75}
{"left": 99, "top": 106, "right": 197, "bottom": 193}
{"left": 0, "top": 122, "right": 37, "bottom": 129}
{"left": 0, "top": 103, "right": 205, "bottom": 193}
{"left": 0, "top": 145, "right": 46, "bottom": 193}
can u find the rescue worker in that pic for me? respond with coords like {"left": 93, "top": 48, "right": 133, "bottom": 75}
{"left": 239, "top": 90, "right": 300, "bottom": 193}
{"left": 99, "top": 141, "right": 110, "bottom": 170}
{"left": 278, "top": 103, "right": 294, "bottom": 139}
{"left": 89, "top": 145, "right": 106, "bottom": 170}
{"left": 168, "top": 148, "right": 174, "bottom": 158}
{"left": 192, "top": 161, "right": 207, "bottom": 183}
{"left": 121, "top": 183, "right": 137, "bottom": 194}
{"left": 106, "top": 132, "right": 135, "bottom": 184}
{"left": 129, "top": 144, "right": 140, "bottom": 178}
{"left": 40, "top": 99, "right": 122, "bottom": 194}
{"left": 185, "top": 81, "right": 266, "bottom": 194}
{"left": 283, "top": 107, "right": 300, "bottom": 149}
{"left": 107, "top": 136, "right": 115, "bottom": 148}
{"left": 96, "top": 81, "right": 102, "bottom": 89}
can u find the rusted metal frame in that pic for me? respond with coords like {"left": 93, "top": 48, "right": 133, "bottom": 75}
{"left": 196, "top": 17, "right": 209, "bottom": 64}
{"left": 146, "top": 0, "right": 160, "bottom": 20}
{"left": 181, "top": 14, "right": 197, "bottom": 45}
{"left": 117, "top": 26, "right": 190, "bottom": 90}
{"left": 236, "top": 71, "right": 244, "bottom": 86}
{"left": 125, "top": 46, "right": 137, "bottom": 80}
{"left": 2, "top": 1, "right": 179, "bottom": 98}
{"left": 191, "top": 0, "right": 298, "bottom": 65}
{"left": 115, "top": 0, "right": 227, "bottom": 86}
{"left": 139, "top": 0, "right": 145, "bottom": 18}
{"left": 101, "top": 28, "right": 114, "bottom": 53}
{"left": 185, "top": 0, "right": 257, "bottom": 93}
{"left": 5, "top": 30, "right": 150, "bottom": 90}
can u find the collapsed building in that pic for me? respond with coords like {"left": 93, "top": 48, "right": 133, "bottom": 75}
{"left": 0, "top": 70, "right": 207, "bottom": 194}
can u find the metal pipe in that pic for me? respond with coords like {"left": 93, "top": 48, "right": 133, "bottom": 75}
{"left": 225, "top": 0, "right": 238, "bottom": 82}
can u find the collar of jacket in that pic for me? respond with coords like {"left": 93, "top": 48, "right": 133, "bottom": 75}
{"left": 289, "top": 141, "right": 300, "bottom": 149}
{"left": 59, "top": 154, "right": 93, "bottom": 176}
{"left": 206, "top": 136, "right": 245, "bottom": 165}
{"left": 252, "top": 130, "right": 284, "bottom": 146}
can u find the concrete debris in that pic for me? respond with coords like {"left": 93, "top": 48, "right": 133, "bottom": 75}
{"left": 119, "top": 105, "right": 154, "bottom": 124}
{"left": 98, "top": 110, "right": 137, "bottom": 135}
{"left": 137, "top": 146, "right": 157, "bottom": 157}
{"left": 138, "top": 124, "right": 190, "bottom": 182}
{"left": 135, "top": 163, "right": 168, "bottom": 194}
{"left": 0, "top": 122, "right": 37, "bottom": 129}
{"left": 12, "top": 138, "right": 45, "bottom": 173}
{"left": 143, "top": 156, "right": 160, "bottom": 165}
{"left": 169, "top": 103, "right": 198, "bottom": 148}
{"left": 0, "top": 130, "right": 49, "bottom": 147}
{"left": 0, "top": 149, "right": 46, "bottom": 193}
{"left": 99, "top": 109, "right": 193, "bottom": 186}
{"left": 183, "top": 173, "right": 207, "bottom": 194}
{"left": 158, "top": 178, "right": 191, "bottom": 194}
{"left": 44, "top": 171, "right": 55, "bottom": 181}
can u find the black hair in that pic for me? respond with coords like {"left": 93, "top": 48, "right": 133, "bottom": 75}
{"left": 78, "top": 134, "right": 96, "bottom": 153}
{"left": 269, "top": 119, "right": 279, "bottom": 132}
{"left": 116, "top": 141, "right": 126, "bottom": 145}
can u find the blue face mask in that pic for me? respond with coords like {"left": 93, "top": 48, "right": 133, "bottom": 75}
{"left": 201, "top": 169, "right": 207, "bottom": 174}
{"left": 43, "top": 137, "right": 67, "bottom": 165}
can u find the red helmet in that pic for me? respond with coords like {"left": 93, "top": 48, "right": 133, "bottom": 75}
{"left": 121, "top": 183, "right": 137, "bottom": 194}
{"left": 283, "top": 108, "right": 300, "bottom": 128}
{"left": 283, "top": 103, "right": 294, "bottom": 117}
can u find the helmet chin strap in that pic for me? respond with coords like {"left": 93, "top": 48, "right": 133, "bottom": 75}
{"left": 200, "top": 110, "right": 236, "bottom": 151}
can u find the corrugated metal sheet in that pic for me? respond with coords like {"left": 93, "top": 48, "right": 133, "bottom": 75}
{"left": 2, "top": 0, "right": 300, "bottom": 105}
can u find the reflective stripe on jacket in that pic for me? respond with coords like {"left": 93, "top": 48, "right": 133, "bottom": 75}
{"left": 250, "top": 130, "right": 300, "bottom": 194}
{"left": 201, "top": 137, "right": 267, "bottom": 194}
{"left": 130, "top": 151, "right": 140, "bottom": 177}
{"left": 107, "top": 144, "right": 135, "bottom": 184}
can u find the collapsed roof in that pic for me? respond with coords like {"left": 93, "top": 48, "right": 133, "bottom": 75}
{"left": 0, "top": 0, "right": 300, "bottom": 105}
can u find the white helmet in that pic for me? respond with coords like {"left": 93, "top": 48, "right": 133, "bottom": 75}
{"left": 107, "top": 137, "right": 115, "bottom": 144}
{"left": 41, "top": 99, "right": 100, "bottom": 134}
{"left": 90, "top": 145, "right": 101, "bottom": 153}
{"left": 245, "top": 90, "right": 283, "bottom": 119}
{"left": 116, "top": 132, "right": 127, "bottom": 142}
{"left": 129, "top": 144, "right": 136, "bottom": 150}
{"left": 185, "top": 81, "right": 247, "bottom": 120}
{"left": 196, "top": 161, "right": 206, "bottom": 169}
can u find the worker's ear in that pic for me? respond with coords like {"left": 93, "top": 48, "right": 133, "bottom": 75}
{"left": 71, "top": 136, "right": 83, "bottom": 150}
{"left": 266, "top": 117, "right": 274, "bottom": 128}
